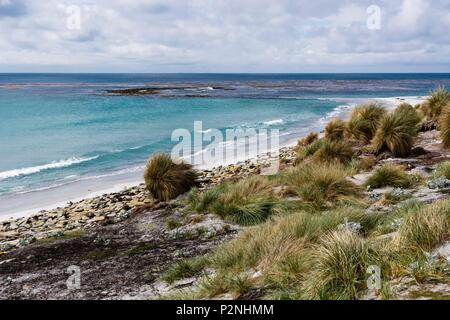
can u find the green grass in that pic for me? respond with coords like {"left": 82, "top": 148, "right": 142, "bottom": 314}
{"left": 177, "top": 192, "right": 449, "bottom": 300}
{"left": 144, "top": 153, "right": 199, "bottom": 201}
{"left": 365, "top": 164, "right": 413, "bottom": 189}
{"left": 284, "top": 163, "right": 363, "bottom": 209}
{"left": 313, "top": 140, "right": 354, "bottom": 165}
{"left": 303, "top": 230, "right": 378, "bottom": 300}
{"left": 188, "top": 175, "right": 282, "bottom": 226}
{"left": 165, "top": 217, "right": 184, "bottom": 230}
{"left": 347, "top": 157, "right": 376, "bottom": 175}
{"left": 422, "top": 85, "right": 450, "bottom": 121}
{"left": 35, "top": 229, "right": 86, "bottom": 244}
{"left": 324, "top": 118, "right": 346, "bottom": 142}
{"left": 395, "top": 199, "right": 450, "bottom": 251}
{"left": 162, "top": 255, "right": 210, "bottom": 284}
{"left": 123, "top": 242, "right": 157, "bottom": 256}
{"left": 294, "top": 139, "right": 324, "bottom": 165}
{"left": 347, "top": 102, "right": 387, "bottom": 143}
{"left": 439, "top": 104, "right": 450, "bottom": 148}
{"left": 296, "top": 132, "right": 319, "bottom": 148}
{"left": 433, "top": 161, "right": 450, "bottom": 179}
{"left": 372, "top": 104, "right": 421, "bottom": 157}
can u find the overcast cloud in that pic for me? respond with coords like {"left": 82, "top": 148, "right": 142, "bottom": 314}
{"left": 0, "top": 0, "right": 449, "bottom": 72}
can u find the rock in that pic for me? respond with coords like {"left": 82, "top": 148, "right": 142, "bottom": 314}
{"left": 427, "top": 177, "right": 450, "bottom": 190}
{"left": 432, "top": 241, "right": 450, "bottom": 263}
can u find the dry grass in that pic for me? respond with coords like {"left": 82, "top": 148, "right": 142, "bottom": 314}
{"left": 144, "top": 153, "right": 199, "bottom": 201}
{"left": 313, "top": 140, "right": 355, "bottom": 165}
{"left": 296, "top": 132, "right": 319, "bottom": 149}
{"left": 439, "top": 104, "right": 450, "bottom": 148}
{"left": 324, "top": 118, "right": 346, "bottom": 142}
{"left": 372, "top": 104, "right": 421, "bottom": 157}
{"left": 347, "top": 102, "right": 387, "bottom": 143}
{"left": 422, "top": 86, "right": 450, "bottom": 121}
{"left": 188, "top": 175, "right": 281, "bottom": 226}
{"left": 284, "top": 163, "right": 363, "bottom": 209}
{"left": 365, "top": 164, "right": 413, "bottom": 189}
{"left": 395, "top": 199, "right": 450, "bottom": 251}
{"left": 434, "top": 161, "right": 450, "bottom": 179}
{"left": 303, "top": 230, "right": 377, "bottom": 300}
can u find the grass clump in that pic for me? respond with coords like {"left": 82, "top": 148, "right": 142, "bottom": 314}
{"left": 163, "top": 255, "right": 210, "bottom": 284}
{"left": 379, "top": 190, "right": 412, "bottom": 205}
{"left": 439, "top": 104, "right": 450, "bottom": 148}
{"left": 395, "top": 199, "right": 450, "bottom": 251}
{"left": 284, "top": 163, "right": 363, "bottom": 209}
{"left": 188, "top": 175, "right": 280, "bottom": 226}
{"left": 296, "top": 132, "right": 319, "bottom": 148}
{"left": 144, "top": 153, "right": 199, "bottom": 201}
{"left": 372, "top": 104, "right": 421, "bottom": 157}
{"left": 313, "top": 140, "right": 354, "bottom": 165}
{"left": 347, "top": 157, "right": 376, "bottom": 175}
{"left": 165, "top": 217, "right": 184, "bottom": 230}
{"left": 365, "top": 164, "right": 413, "bottom": 189}
{"left": 433, "top": 161, "right": 450, "bottom": 179}
{"left": 347, "top": 102, "right": 386, "bottom": 143}
{"left": 198, "top": 207, "right": 381, "bottom": 299}
{"left": 422, "top": 86, "right": 450, "bottom": 121}
{"left": 295, "top": 138, "right": 354, "bottom": 166}
{"left": 294, "top": 139, "right": 324, "bottom": 165}
{"left": 324, "top": 118, "right": 346, "bottom": 141}
{"left": 303, "top": 231, "right": 378, "bottom": 300}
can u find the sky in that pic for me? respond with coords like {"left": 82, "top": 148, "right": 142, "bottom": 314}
{"left": 0, "top": 0, "right": 450, "bottom": 73}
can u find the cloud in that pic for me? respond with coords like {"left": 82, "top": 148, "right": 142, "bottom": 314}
{"left": 0, "top": 0, "right": 449, "bottom": 72}
{"left": 0, "top": 0, "right": 27, "bottom": 17}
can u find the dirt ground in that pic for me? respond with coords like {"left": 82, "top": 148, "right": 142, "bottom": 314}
{"left": 0, "top": 205, "right": 237, "bottom": 300}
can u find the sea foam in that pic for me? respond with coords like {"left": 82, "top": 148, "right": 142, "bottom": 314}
{"left": 0, "top": 156, "right": 98, "bottom": 181}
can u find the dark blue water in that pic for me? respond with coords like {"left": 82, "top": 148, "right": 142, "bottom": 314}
{"left": 1, "top": 73, "right": 449, "bottom": 196}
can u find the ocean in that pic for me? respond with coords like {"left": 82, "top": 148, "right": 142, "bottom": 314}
{"left": 1, "top": 73, "right": 450, "bottom": 217}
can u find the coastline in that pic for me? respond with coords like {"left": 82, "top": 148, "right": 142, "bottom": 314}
{"left": 0, "top": 95, "right": 427, "bottom": 222}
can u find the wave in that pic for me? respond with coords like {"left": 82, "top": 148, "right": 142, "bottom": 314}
{"left": 0, "top": 156, "right": 98, "bottom": 181}
{"left": 14, "top": 165, "right": 144, "bottom": 195}
{"left": 263, "top": 118, "right": 284, "bottom": 126}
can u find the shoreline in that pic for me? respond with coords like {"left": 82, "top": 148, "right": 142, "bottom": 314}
{"left": 0, "top": 95, "right": 427, "bottom": 222}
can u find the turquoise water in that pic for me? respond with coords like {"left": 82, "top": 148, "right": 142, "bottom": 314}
{"left": 1, "top": 73, "right": 450, "bottom": 198}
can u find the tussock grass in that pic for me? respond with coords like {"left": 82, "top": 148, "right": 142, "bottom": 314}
{"left": 294, "top": 139, "right": 324, "bottom": 165}
{"left": 144, "top": 153, "right": 199, "bottom": 201}
{"left": 372, "top": 104, "right": 421, "bottom": 157}
{"left": 439, "top": 104, "right": 450, "bottom": 148}
{"left": 347, "top": 102, "right": 386, "bottom": 143}
{"left": 433, "top": 161, "right": 450, "bottom": 179}
{"left": 284, "top": 163, "right": 363, "bottom": 209}
{"left": 422, "top": 86, "right": 450, "bottom": 121}
{"left": 303, "top": 230, "right": 378, "bottom": 300}
{"left": 163, "top": 255, "right": 209, "bottom": 284}
{"left": 395, "top": 199, "right": 450, "bottom": 251}
{"left": 296, "top": 132, "right": 319, "bottom": 148}
{"left": 347, "top": 157, "right": 376, "bottom": 175}
{"left": 188, "top": 175, "right": 281, "bottom": 226}
{"left": 211, "top": 207, "right": 380, "bottom": 274}
{"left": 313, "top": 140, "right": 354, "bottom": 165}
{"left": 324, "top": 118, "right": 346, "bottom": 142}
{"left": 295, "top": 138, "right": 355, "bottom": 166}
{"left": 365, "top": 164, "right": 413, "bottom": 189}
{"left": 379, "top": 190, "right": 412, "bottom": 205}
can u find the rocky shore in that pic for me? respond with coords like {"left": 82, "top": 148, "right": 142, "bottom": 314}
{"left": 0, "top": 147, "right": 296, "bottom": 253}
{"left": 1, "top": 125, "right": 450, "bottom": 300}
